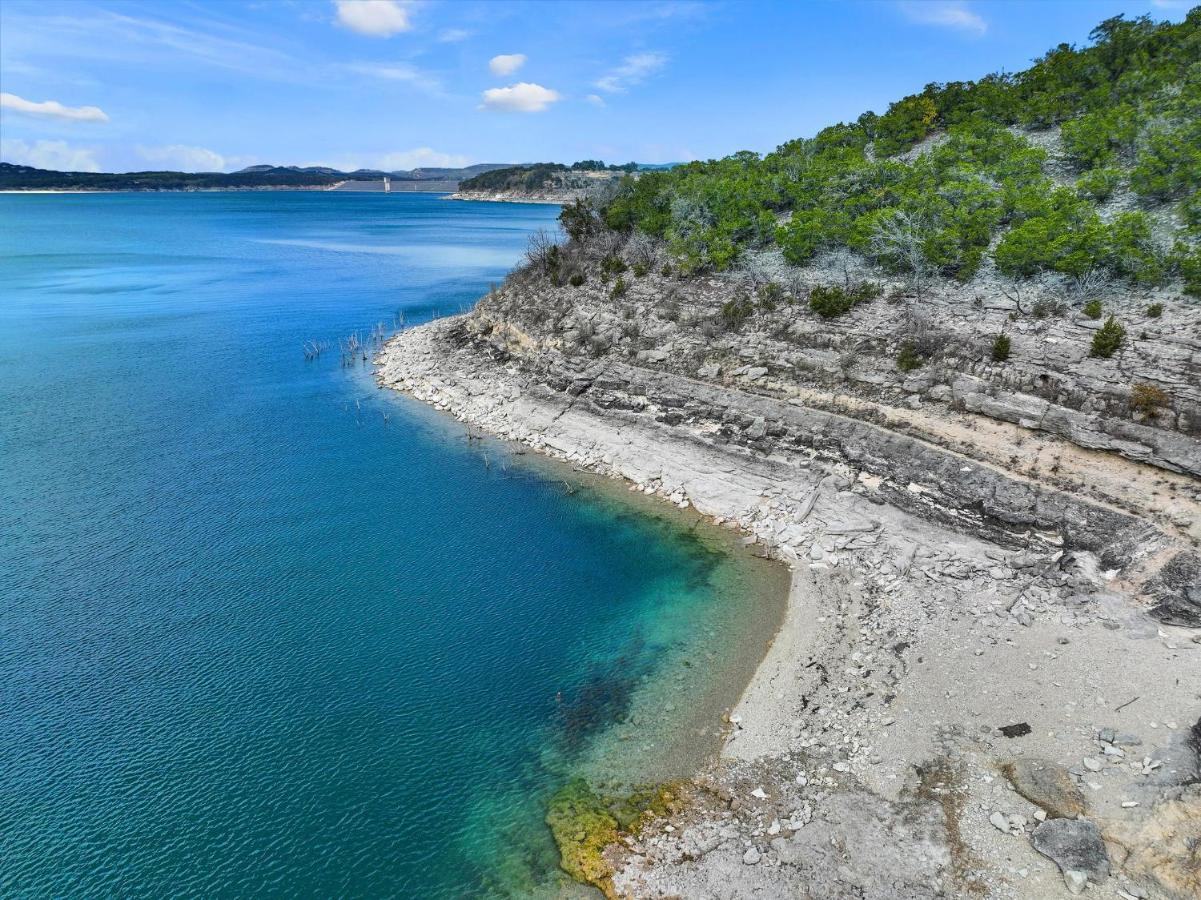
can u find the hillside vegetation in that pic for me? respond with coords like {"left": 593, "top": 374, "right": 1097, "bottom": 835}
{"left": 459, "top": 161, "right": 639, "bottom": 193}
{"left": 568, "top": 12, "right": 1200, "bottom": 296}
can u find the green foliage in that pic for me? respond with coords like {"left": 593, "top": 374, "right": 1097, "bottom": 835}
{"left": 994, "top": 190, "right": 1109, "bottom": 280}
{"left": 1075, "top": 166, "right": 1121, "bottom": 201}
{"left": 756, "top": 281, "right": 785, "bottom": 309}
{"left": 873, "top": 95, "right": 938, "bottom": 157}
{"left": 569, "top": 272, "right": 586, "bottom": 287}
{"left": 610, "top": 275, "right": 628, "bottom": 299}
{"left": 991, "top": 333, "right": 1012, "bottom": 362}
{"left": 460, "top": 163, "right": 567, "bottom": 192}
{"left": 574, "top": 11, "right": 1199, "bottom": 286}
{"left": 1090, "top": 315, "right": 1126, "bottom": 358}
{"left": 1083, "top": 298, "right": 1103, "bottom": 318}
{"left": 559, "top": 199, "right": 601, "bottom": 242}
{"left": 1060, "top": 105, "right": 1138, "bottom": 168}
{"left": 1146, "top": 302, "right": 1163, "bottom": 317}
{"left": 896, "top": 343, "right": 926, "bottom": 371}
{"left": 601, "top": 254, "right": 627, "bottom": 278}
{"left": 808, "top": 282, "right": 881, "bottom": 318}
{"left": 1131, "top": 122, "right": 1201, "bottom": 200}
{"left": 1176, "top": 242, "right": 1201, "bottom": 297}
{"left": 631, "top": 261, "right": 649, "bottom": 277}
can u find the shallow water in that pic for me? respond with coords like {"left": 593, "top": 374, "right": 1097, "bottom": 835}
{"left": 0, "top": 192, "right": 785, "bottom": 897}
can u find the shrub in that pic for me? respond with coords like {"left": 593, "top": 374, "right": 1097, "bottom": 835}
{"left": 1075, "top": 167, "right": 1121, "bottom": 202}
{"left": 1129, "top": 383, "right": 1169, "bottom": 418}
{"left": 1032, "top": 298, "right": 1065, "bottom": 319}
{"left": 896, "top": 342, "right": 925, "bottom": 371}
{"left": 757, "top": 281, "right": 784, "bottom": 310}
{"left": 569, "top": 272, "right": 586, "bottom": 287}
{"left": 610, "top": 276, "right": 628, "bottom": 299}
{"left": 631, "top": 262, "right": 648, "bottom": 277}
{"left": 1089, "top": 315, "right": 1125, "bottom": 358}
{"left": 660, "top": 263, "right": 673, "bottom": 277}
{"left": 1176, "top": 244, "right": 1201, "bottom": 298}
{"left": 1082, "top": 299, "right": 1103, "bottom": 318}
{"left": 601, "top": 255, "right": 628, "bottom": 277}
{"left": 873, "top": 95, "right": 938, "bottom": 157}
{"left": 808, "top": 282, "right": 881, "bottom": 318}
{"left": 719, "top": 295, "right": 755, "bottom": 330}
{"left": 1146, "top": 302, "right": 1163, "bottom": 318}
{"left": 559, "top": 199, "right": 600, "bottom": 242}
{"left": 991, "top": 333, "right": 1012, "bottom": 362}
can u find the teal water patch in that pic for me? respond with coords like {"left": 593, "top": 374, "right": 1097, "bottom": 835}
{"left": 0, "top": 193, "right": 785, "bottom": 897}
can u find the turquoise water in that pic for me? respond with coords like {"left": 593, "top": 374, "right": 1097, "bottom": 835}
{"left": 0, "top": 193, "right": 784, "bottom": 897}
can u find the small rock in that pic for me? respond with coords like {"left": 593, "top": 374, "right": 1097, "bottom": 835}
{"left": 1064, "top": 869, "right": 1089, "bottom": 895}
{"left": 750, "top": 787, "right": 768, "bottom": 800}
{"left": 990, "top": 811, "right": 1011, "bottom": 833}
{"left": 743, "top": 847, "right": 761, "bottom": 865}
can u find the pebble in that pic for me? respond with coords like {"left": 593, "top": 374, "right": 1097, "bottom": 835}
{"left": 742, "top": 847, "right": 761, "bottom": 865}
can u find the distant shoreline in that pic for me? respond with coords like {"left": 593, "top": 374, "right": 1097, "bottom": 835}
{"left": 0, "top": 185, "right": 456, "bottom": 195}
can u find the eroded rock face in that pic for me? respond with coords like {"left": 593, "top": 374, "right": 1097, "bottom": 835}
{"left": 471, "top": 265, "right": 1201, "bottom": 480}
{"left": 1146, "top": 552, "right": 1201, "bottom": 627}
{"left": 1003, "top": 758, "right": 1087, "bottom": 819}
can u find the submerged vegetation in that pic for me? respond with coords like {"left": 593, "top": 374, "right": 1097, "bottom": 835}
{"left": 566, "top": 12, "right": 1200, "bottom": 295}
{"left": 545, "top": 778, "right": 682, "bottom": 896}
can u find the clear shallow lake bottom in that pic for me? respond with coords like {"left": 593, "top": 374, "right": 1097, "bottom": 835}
{"left": 0, "top": 192, "right": 785, "bottom": 897}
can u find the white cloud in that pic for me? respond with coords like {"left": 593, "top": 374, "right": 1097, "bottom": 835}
{"left": 377, "top": 148, "right": 470, "bottom": 170}
{"left": 137, "top": 144, "right": 227, "bottom": 171}
{"left": 897, "top": 2, "right": 987, "bottom": 35}
{"left": 480, "top": 82, "right": 561, "bottom": 113}
{"left": 585, "top": 94, "right": 606, "bottom": 107}
{"left": 1, "top": 138, "right": 102, "bottom": 172}
{"left": 438, "top": 28, "right": 472, "bottom": 42}
{"left": 334, "top": 0, "right": 413, "bottom": 37}
{"left": 348, "top": 61, "right": 441, "bottom": 93}
{"left": 489, "top": 53, "right": 526, "bottom": 77}
{"left": 594, "top": 52, "right": 667, "bottom": 93}
{"left": 306, "top": 148, "right": 471, "bottom": 172}
{"left": 0, "top": 92, "right": 109, "bottom": 122}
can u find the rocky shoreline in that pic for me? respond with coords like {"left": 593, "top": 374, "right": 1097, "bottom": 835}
{"left": 446, "top": 189, "right": 573, "bottom": 204}
{"left": 377, "top": 308, "right": 1199, "bottom": 899}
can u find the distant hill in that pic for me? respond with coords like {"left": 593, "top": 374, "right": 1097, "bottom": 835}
{"left": 0, "top": 161, "right": 515, "bottom": 192}
{"left": 232, "top": 163, "right": 512, "bottom": 182}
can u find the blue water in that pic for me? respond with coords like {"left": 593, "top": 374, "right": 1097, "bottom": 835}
{"left": 0, "top": 192, "right": 784, "bottom": 897}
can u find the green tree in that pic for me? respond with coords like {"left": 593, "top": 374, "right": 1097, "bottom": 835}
{"left": 1090, "top": 316, "right": 1126, "bottom": 358}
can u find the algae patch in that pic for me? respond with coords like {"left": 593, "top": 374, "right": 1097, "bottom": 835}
{"left": 546, "top": 778, "right": 682, "bottom": 896}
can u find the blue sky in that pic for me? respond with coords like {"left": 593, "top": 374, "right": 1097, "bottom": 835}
{"left": 0, "top": 0, "right": 1193, "bottom": 173}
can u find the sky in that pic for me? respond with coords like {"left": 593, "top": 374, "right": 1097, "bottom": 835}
{"left": 0, "top": 0, "right": 1194, "bottom": 173}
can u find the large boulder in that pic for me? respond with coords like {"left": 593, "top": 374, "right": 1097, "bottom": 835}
{"left": 1030, "top": 818, "right": 1109, "bottom": 894}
